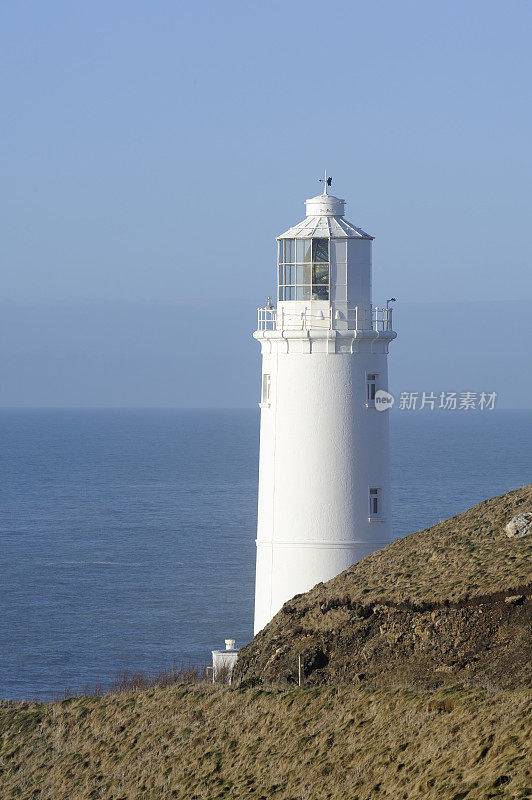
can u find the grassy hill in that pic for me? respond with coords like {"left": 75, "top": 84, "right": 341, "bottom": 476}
{"left": 235, "top": 485, "right": 532, "bottom": 689}
{"left": 1, "top": 685, "right": 530, "bottom": 800}
{"left": 0, "top": 486, "right": 530, "bottom": 799}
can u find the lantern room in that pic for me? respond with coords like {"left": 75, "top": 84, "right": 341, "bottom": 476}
{"left": 275, "top": 184, "right": 375, "bottom": 331}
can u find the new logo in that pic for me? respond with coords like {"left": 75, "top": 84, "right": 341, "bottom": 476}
{"left": 374, "top": 390, "right": 395, "bottom": 411}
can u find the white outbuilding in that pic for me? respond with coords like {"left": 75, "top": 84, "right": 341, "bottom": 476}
{"left": 211, "top": 639, "right": 239, "bottom": 684}
{"left": 253, "top": 178, "right": 397, "bottom": 634}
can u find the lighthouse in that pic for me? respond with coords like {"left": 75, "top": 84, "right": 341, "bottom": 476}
{"left": 253, "top": 177, "right": 397, "bottom": 634}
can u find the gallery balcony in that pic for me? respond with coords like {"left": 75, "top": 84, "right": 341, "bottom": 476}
{"left": 256, "top": 304, "right": 394, "bottom": 334}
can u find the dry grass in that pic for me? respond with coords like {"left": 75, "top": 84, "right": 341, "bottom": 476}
{"left": 48, "top": 663, "right": 209, "bottom": 700}
{"left": 52, "top": 663, "right": 210, "bottom": 701}
{"left": 316, "top": 484, "right": 532, "bottom": 608}
{"left": 0, "top": 684, "right": 530, "bottom": 799}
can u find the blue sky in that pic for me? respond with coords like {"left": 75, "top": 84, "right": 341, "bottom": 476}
{"left": 1, "top": 0, "right": 531, "bottom": 406}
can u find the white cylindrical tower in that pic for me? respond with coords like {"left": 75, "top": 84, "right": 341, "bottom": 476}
{"left": 253, "top": 180, "right": 396, "bottom": 634}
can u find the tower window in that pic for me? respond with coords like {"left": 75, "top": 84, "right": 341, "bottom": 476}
{"left": 278, "top": 238, "right": 329, "bottom": 301}
{"left": 366, "top": 374, "right": 378, "bottom": 406}
{"left": 369, "top": 487, "right": 381, "bottom": 517}
{"left": 261, "top": 373, "right": 271, "bottom": 405}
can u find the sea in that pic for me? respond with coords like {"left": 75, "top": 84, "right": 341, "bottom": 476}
{"left": 0, "top": 409, "right": 530, "bottom": 700}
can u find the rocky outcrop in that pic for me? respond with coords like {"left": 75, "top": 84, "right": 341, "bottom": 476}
{"left": 505, "top": 512, "right": 532, "bottom": 538}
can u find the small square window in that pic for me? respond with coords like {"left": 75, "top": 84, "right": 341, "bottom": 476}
{"left": 369, "top": 487, "right": 381, "bottom": 517}
{"left": 261, "top": 373, "right": 271, "bottom": 405}
{"left": 366, "top": 374, "right": 378, "bottom": 405}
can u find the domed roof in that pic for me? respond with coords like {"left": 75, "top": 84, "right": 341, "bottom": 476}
{"left": 277, "top": 187, "right": 373, "bottom": 240}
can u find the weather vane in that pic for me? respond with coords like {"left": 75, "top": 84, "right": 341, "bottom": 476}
{"left": 319, "top": 170, "right": 332, "bottom": 193}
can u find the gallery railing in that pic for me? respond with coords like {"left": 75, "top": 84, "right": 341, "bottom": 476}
{"left": 257, "top": 305, "right": 394, "bottom": 332}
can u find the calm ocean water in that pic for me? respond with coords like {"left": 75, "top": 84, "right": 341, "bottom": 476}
{"left": 0, "top": 409, "right": 530, "bottom": 700}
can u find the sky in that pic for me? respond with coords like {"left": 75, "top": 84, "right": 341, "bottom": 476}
{"left": 1, "top": 0, "right": 531, "bottom": 407}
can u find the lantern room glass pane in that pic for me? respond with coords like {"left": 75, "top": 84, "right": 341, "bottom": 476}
{"left": 278, "top": 236, "right": 330, "bottom": 302}
{"left": 283, "top": 239, "right": 294, "bottom": 263}
{"left": 295, "top": 285, "right": 312, "bottom": 300}
{"left": 296, "top": 264, "right": 312, "bottom": 284}
{"left": 312, "top": 238, "right": 329, "bottom": 262}
{"left": 296, "top": 239, "right": 312, "bottom": 263}
{"left": 312, "top": 264, "right": 329, "bottom": 285}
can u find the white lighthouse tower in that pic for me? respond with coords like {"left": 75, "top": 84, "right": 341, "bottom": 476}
{"left": 253, "top": 177, "right": 396, "bottom": 634}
